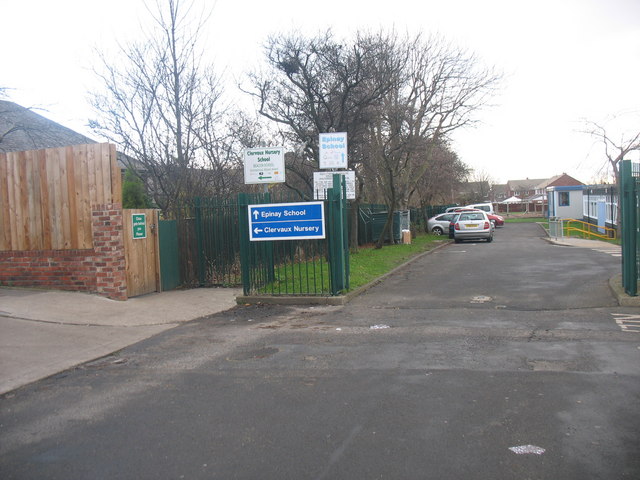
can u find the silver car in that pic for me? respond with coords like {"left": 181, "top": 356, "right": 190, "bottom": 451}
{"left": 452, "top": 211, "right": 493, "bottom": 243}
{"left": 427, "top": 213, "right": 458, "bottom": 235}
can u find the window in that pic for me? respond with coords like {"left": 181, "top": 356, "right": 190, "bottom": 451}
{"left": 559, "top": 192, "right": 570, "bottom": 206}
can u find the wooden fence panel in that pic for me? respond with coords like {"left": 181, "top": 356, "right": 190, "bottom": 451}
{"left": 0, "top": 143, "right": 121, "bottom": 251}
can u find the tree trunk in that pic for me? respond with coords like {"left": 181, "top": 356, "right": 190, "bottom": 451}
{"left": 376, "top": 184, "right": 397, "bottom": 249}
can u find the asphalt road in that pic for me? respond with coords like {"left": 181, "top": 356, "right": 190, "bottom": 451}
{"left": 1, "top": 223, "right": 639, "bottom": 479}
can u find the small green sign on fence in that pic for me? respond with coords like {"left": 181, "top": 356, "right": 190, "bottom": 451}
{"left": 132, "top": 213, "right": 147, "bottom": 239}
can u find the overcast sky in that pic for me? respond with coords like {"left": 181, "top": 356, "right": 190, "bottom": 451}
{"left": 2, "top": 0, "right": 639, "bottom": 184}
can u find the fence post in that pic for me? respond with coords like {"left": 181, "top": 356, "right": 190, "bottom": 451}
{"left": 343, "top": 178, "right": 350, "bottom": 291}
{"left": 237, "top": 193, "right": 251, "bottom": 295}
{"left": 620, "top": 160, "right": 637, "bottom": 296}
{"left": 194, "top": 197, "right": 206, "bottom": 286}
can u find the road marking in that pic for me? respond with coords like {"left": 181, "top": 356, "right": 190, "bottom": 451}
{"left": 612, "top": 313, "right": 640, "bottom": 332}
{"left": 470, "top": 295, "right": 492, "bottom": 304}
{"left": 592, "top": 248, "right": 621, "bottom": 258}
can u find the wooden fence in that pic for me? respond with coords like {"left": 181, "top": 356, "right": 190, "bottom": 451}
{"left": 0, "top": 143, "right": 121, "bottom": 251}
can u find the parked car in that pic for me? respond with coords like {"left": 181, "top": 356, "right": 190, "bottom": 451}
{"left": 448, "top": 213, "right": 460, "bottom": 239}
{"left": 487, "top": 212, "right": 504, "bottom": 227}
{"left": 465, "top": 202, "right": 495, "bottom": 215}
{"left": 452, "top": 211, "right": 493, "bottom": 243}
{"left": 446, "top": 207, "right": 504, "bottom": 228}
{"left": 427, "top": 213, "right": 458, "bottom": 235}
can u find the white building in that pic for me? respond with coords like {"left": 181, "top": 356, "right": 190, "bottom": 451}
{"left": 547, "top": 185, "right": 584, "bottom": 219}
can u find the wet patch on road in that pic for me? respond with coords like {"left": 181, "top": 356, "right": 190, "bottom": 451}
{"left": 226, "top": 347, "right": 279, "bottom": 361}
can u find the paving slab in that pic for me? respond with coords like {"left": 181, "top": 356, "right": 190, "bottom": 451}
{"left": 0, "top": 287, "right": 240, "bottom": 394}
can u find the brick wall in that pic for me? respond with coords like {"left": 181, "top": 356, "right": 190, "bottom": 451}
{"left": 92, "top": 204, "right": 127, "bottom": 300}
{"left": 0, "top": 203, "right": 128, "bottom": 301}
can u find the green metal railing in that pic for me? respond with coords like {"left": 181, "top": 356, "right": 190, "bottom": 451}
{"left": 620, "top": 160, "right": 640, "bottom": 296}
{"left": 238, "top": 175, "right": 349, "bottom": 296}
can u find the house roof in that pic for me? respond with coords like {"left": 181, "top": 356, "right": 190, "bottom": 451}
{"left": 506, "top": 178, "right": 547, "bottom": 191}
{"left": 492, "top": 183, "right": 507, "bottom": 195}
{"left": 0, "top": 100, "right": 96, "bottom": 153}
{"left": 542, "top": 173, "right": 584, "bottom": 188}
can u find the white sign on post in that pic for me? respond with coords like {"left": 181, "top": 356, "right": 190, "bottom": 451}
{"left": 243, "top": 147, "right": 285, "bottom": 184}
{"left": 319, "top": 132, "right": 348, "bottom": 169}
{"left": 313, "top": 171, "right": 356, "bottom": 200}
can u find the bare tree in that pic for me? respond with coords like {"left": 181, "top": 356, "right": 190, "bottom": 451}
{"left": 368, "top": 33, "right": 500, "bottom": 248}
{"left": 584, "top": 119, "right": 640, "bottom": 187}
{"left": 414, "top": 142, "right": 470, "bottom": 207}
{"left": 243, "top": 30, "right": 404, "bottom": 247}
{"left": 583, "top": 118, "right": 640, "bottom": 232}
{"left": 89, "top": 0, "right": 240, "bottom": 215}
{"left": 458, "top": 169, "right": 494, "bottom": 205}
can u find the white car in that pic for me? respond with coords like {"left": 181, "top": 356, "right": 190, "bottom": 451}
{"left": 465, "top": 202, "right": 495, "bottom": 215}
{"left": 452, "top": 211, "right": 494, "bottom": 243}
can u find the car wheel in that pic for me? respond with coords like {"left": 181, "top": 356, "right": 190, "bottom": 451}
{"left": 432, "top": 226, "right": 443, "bottom": 235}
{"left": 454, "top": 238, "right": 462, "bottom": 244}
{"left": 487, "top": 235, "right": 493, "bottom": 243}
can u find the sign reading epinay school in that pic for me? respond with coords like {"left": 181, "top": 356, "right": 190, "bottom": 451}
{"left": 243, "top": 147, "right": 285, "bottom": 184}
{"left": 313, "top": 171, "right": 356, "bottom": 200}
{"left": 248, "top": 202, "right": 325, "bottom": 241}
{"left": 319, "top": 132, "right": 348, "bottom": 169}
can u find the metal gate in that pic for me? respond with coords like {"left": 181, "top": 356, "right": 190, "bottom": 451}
{"left": 158, "top": 220, "right": 180, "bottom": 291}
{"left": 173, "top": 197, "right": 242, "bottom": 287}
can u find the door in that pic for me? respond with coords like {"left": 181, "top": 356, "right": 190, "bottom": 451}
{"left": 123, "top": 209, "right": 159, "bottom": 297}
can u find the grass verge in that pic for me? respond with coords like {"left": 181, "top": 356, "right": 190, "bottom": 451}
{"left": 504, "top": 216, "right": 546, "bottom": 223}
{"left": 349, "top": 234, "right": 446, "bottom": 290}
{"left": 255, "top": 233, "right": 447, "bottom": 295}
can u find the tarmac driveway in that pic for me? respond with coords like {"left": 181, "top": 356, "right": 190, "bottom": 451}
{"left": 1, "top": 223, "right": 639, "bottom": 479}
{"left": 355, "top": 222, "right": 620, "bottom": 311}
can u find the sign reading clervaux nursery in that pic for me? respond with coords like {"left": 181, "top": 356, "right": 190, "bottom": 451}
{"left": 248, "top": 202, "right": 325, "bottom": 241}
{"left": 243, "top": 147, "right": 285, "bottom": 184}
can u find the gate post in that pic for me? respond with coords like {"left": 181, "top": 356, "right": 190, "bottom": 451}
{"left": 327, "top": 174, "right": 349, "bottom": 295}
{"left": 620, "top": 160, "right": 637, "bottom": 296}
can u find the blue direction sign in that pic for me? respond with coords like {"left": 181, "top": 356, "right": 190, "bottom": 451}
{"left": 248, "top": 202, "right": 325, "bottom": 241}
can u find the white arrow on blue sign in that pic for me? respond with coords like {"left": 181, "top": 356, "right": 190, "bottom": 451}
{"left": 248, "top": 201, "right": 325, "bottom": 241}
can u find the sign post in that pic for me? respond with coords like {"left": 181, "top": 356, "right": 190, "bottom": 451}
{"left": 248, "top": 202, "right": 325, "bottom": 241}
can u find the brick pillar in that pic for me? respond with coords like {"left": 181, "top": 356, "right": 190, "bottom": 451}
{"left": 92, "top": 203, "right": 127, "bottom": 300}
